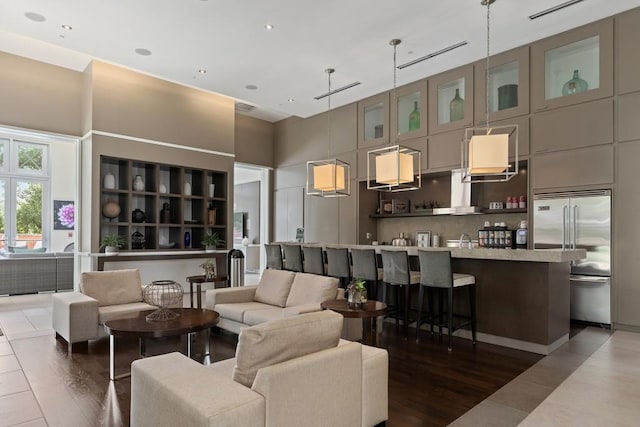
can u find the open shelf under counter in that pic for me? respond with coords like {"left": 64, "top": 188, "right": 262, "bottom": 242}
{"left": 370, "top": 208, "right": 527, "bottom": 219}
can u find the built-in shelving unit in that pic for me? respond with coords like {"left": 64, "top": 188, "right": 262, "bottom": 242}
{"left": 100, "top": 156, "right": 227, "bottom": 251}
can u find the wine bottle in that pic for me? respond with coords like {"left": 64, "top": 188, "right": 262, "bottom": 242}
{"left": 449, "top": 88, "right": 464, "bottom": 122}
{"left": 409, "top": 101, "right": 420, "bottom": 131}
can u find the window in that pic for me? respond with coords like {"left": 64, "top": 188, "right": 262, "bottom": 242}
{"left": 0, "top": 136, "right": 50, "bottom": 251}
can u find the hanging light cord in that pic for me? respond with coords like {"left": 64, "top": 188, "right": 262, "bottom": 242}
{"left": 485, "top": 1, "right": 491, "bottom": 130}
{"left": 327, "top": 69, "right": 332, "bottom": 158}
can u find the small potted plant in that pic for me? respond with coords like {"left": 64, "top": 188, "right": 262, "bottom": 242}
{"left": 347, "top": 278, "right": 367, "bottom": 308}
{"left": 100, "top": 234, "right": 125, "bottom": 256}
{"left": 202, "top": 232, "right": 224, "bottom": 252}
{"left": 200, "top": 258, "right": 216, "bottom": 280}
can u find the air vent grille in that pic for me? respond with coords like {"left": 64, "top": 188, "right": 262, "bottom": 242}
{"left": 235, "top": 102, "right": 256, "bottom": 112}
{"left": 314, "top": 81, "right": 361, "bottom": 100}
{"left": 529, "top": 0, "right": 584, "bottom": 20}
{"left": 397, "top": 41, "right": 468, "bottom": 70}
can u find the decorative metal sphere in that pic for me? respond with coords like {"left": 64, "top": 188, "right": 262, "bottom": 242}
{"left": 143, "top": 280, "right": 183, "bottom": 321}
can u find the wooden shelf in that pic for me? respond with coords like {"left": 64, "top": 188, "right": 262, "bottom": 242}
{"left": 100, "top": 155, "right": 228, "bottom": 252}
{"left": 370, "top": 208, "right": 527, "bottom": 219}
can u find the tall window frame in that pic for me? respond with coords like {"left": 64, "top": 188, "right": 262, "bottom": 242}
{"left": 0, "top": 134, "right": 51, "bottom": 251}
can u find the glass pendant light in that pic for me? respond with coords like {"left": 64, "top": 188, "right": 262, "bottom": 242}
{"left": 306, "top": 68, "right": 351, "bottom": 197}
{"left": 462, "top": 0, "right": 519, "bottom": 183}
{"left": 367, "top": 39, "right": 421, "bottom": 192}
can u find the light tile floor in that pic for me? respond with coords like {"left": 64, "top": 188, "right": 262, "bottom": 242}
{"left": 451, "top": 326, "right": 619, "bottom": 426}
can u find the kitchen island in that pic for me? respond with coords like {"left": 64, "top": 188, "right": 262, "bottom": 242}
{"left": 280, "top": 243, "right": 585, "bottom": 354}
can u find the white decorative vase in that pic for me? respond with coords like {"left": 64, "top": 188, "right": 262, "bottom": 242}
{"left": 242, "top": 236, "right": 249, "bottom": 246}
{"left": 208, "top": 184, "right": 215, "bottom": 197}
{"left": 159, "top": 183, "right": 167, "bottom": 193}
{"left": 133, "top": 175, "right": 145, "bottom": 191}
{"left": 184, "top": 182, "right": 192, "bottom": 196}
{"left": 103, "top": 172, "right": 115, "bottom": 189}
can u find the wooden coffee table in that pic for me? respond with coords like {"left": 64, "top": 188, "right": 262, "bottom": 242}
{"left": 104, "top": 308, "right": 219, "bottom": 380}
{"left": 321, "top": 299, "right": 387, "bottom": 346}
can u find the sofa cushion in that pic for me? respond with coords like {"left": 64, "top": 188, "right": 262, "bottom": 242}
{"left": 243, "top": 308, "right": 285, "bottom": 326}
{"left": 253, "top": 269, "right": 296, "bottom": 308}
{"left": 215, "top": 302, "right": 275, "bottom": 323}
{"left": 233, "top": 310, "right": 343, "bottom": 387}
{"left": 80, "top": 269, "right": 143, "bottom": 307}
{"left": 98, "top": 302, "right": 156, "bottom": 324}
{"left": 285, "top": 273, "right": 339, "bottom": 307}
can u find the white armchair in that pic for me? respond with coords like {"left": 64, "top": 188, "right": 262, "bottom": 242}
{"left": 52, "top": 269, "right": 180, "bottom": 352}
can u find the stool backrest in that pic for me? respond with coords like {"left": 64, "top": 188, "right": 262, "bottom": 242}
{"left": 302, "top": 246, "right": 325, "bottom": 275}
{"left": 326, "top": 247, "right": 350, "bottom": 278}
{"left": 351, "top": 249, "right": 378, "bottom": 281}
{"left": 265, "top": 244, "right": 283, "bottom": 270}
{"left": 418, "top": 250, "right": 453, "bottom": 288}
{"left": 381, "top": 250, "right": 410, "bottom": 285}
{"left": 282, "top": 244, "right": 303, "bottom": 272}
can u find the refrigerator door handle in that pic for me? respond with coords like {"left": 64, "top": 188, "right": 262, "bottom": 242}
{"left": 562, "top": 206, "right": 567, "bottom": 250}
{"left": 570, "top": 275, "right": 610, "bottom": 283}
{"left": 573, "top": 205, "right": 578, "bottom": 250}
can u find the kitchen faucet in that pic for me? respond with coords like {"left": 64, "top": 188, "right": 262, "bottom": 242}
{"left": 459, "top": 233, "right": 472, "bottom": 249}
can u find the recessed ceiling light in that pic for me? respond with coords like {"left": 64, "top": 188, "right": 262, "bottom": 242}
{"left": 135, "top": 48, "right": 152, "bottom": 56}
{"left": 198, "top": 69, "right": 207, "bottom": 74}
{"left": 264, "top": 24, "right": 274, "bottom": 30}
{"left": 287, "top": 98, "right": 295, "bottom": 103}
{"left": 245, "top": 84, "right": 258, "bottom": 90}
{"left": 24, "top": 12, "right": 46, "bottom": 22}
{"left": 61, "top": 24, "right": 72, "bottom": 30}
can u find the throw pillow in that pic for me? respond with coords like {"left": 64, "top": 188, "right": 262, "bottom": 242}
{"left": 80, "top": 269, "right": 143, "bottom": 306}
{"left": 285, "top": 273, "right": 339, "bottom": 307}
{"left": 253, "top": 269, "right": 296, "bottom": 307}
{"left": 232, "top": 310, "right": 343, "bottom": 387}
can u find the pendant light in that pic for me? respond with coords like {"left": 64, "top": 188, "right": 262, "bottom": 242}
{"left": 462, "top": 0, "right": 518, "bottom": 183}
{"left": 306, "top": 68, "right": 351, "bottom": 197}
{"left": 367, "top": 39, "right": 421, "bottom": 192}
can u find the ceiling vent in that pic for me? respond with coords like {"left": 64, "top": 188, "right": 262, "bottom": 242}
{"left": 314, "top": 81, "right": 361, "bottom": 100}
{"left": 235, "top": 102, "right": 256, "bottom": 112}
{"left": 397, "top": 41, "right": 468, "bottom": 70}
{"left": 529, "top": 0, "right": 584, "bottom": 20}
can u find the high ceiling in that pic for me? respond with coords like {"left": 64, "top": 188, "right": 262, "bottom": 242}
{"left": 1, "top": 0, "right": 639, "bottom": 122}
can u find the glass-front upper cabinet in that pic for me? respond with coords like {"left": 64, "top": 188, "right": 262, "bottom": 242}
{"left": 390, "top": 79, "right": 428, "bottom": 141}
{"left": 474, "top": 46, "right": 529, "bottom": 124}
{"left": 428, "top": 64, "right": 474, "bottom": 135}
{"left": 531, "top": 19, "right": 613, "bottom": 112}
{"left": 357, "top": 92, "right": 389, "bottom": 149}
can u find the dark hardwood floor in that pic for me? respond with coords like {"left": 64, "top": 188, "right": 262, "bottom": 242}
{"left": 10, "top": 322, "right": 542, "bottom": 427}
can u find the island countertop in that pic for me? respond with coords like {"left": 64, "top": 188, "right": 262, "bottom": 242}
{"left": 280, "top": 243, "right": 585, "bottom": 263}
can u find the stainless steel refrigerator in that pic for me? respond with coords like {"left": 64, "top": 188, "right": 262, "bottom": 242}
{"left": 533, "top": 190, "right": 611, "bottom": 325}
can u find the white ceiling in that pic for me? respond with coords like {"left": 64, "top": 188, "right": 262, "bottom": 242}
{"left": 1, "top": 0, "right": 639, "bottom": 122}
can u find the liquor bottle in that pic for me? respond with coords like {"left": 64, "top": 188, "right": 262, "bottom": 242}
{"left": 409, "top": 101, "right": 420, "bottom": 131}
{"left": 449, "top": 88, "right": 464, "bottom": 122}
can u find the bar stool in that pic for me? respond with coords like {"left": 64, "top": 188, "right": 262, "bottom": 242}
{"left": 350, "top": 248, "right": 383, "bottom": 300}
{"left": 264, "top": 244, "right": 283, "bottom": 270}
{"left": 380, "top": 250, "right": 421, "bottom": 338}
{"left": 416, "top": 250, "right": 476, "bottom": 351}
{"left": 302, "top": 246, "right": 325, "bottom": 275}
{"left": 325, "top": 247, "right": 351, "bottom": 289}
{"left": 282, "top": 244, "right": 304, "bottom": 272}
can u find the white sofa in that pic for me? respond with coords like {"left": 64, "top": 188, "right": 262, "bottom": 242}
{"left": 131, "top": 310, "right": 388, "bottom": 427}
{"left": 205, "top": 269, "right": 343, "bottom": 334}
{"left": 52, "top": 269, "right": 181, "bottom": 352}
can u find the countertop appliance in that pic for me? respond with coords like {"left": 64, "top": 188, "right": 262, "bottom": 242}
{"left": 533, "top": 190, "right": 611, "bottom": 325}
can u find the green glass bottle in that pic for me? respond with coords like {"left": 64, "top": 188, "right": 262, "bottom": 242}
{"left": 408, "top": 101, "right": 420, "bottom": 131}
{"left": 449, "top": 88, "right": 464, "bottom": 122}
{"left": 562, "top": 69, "right": 588, "bottom": 96}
